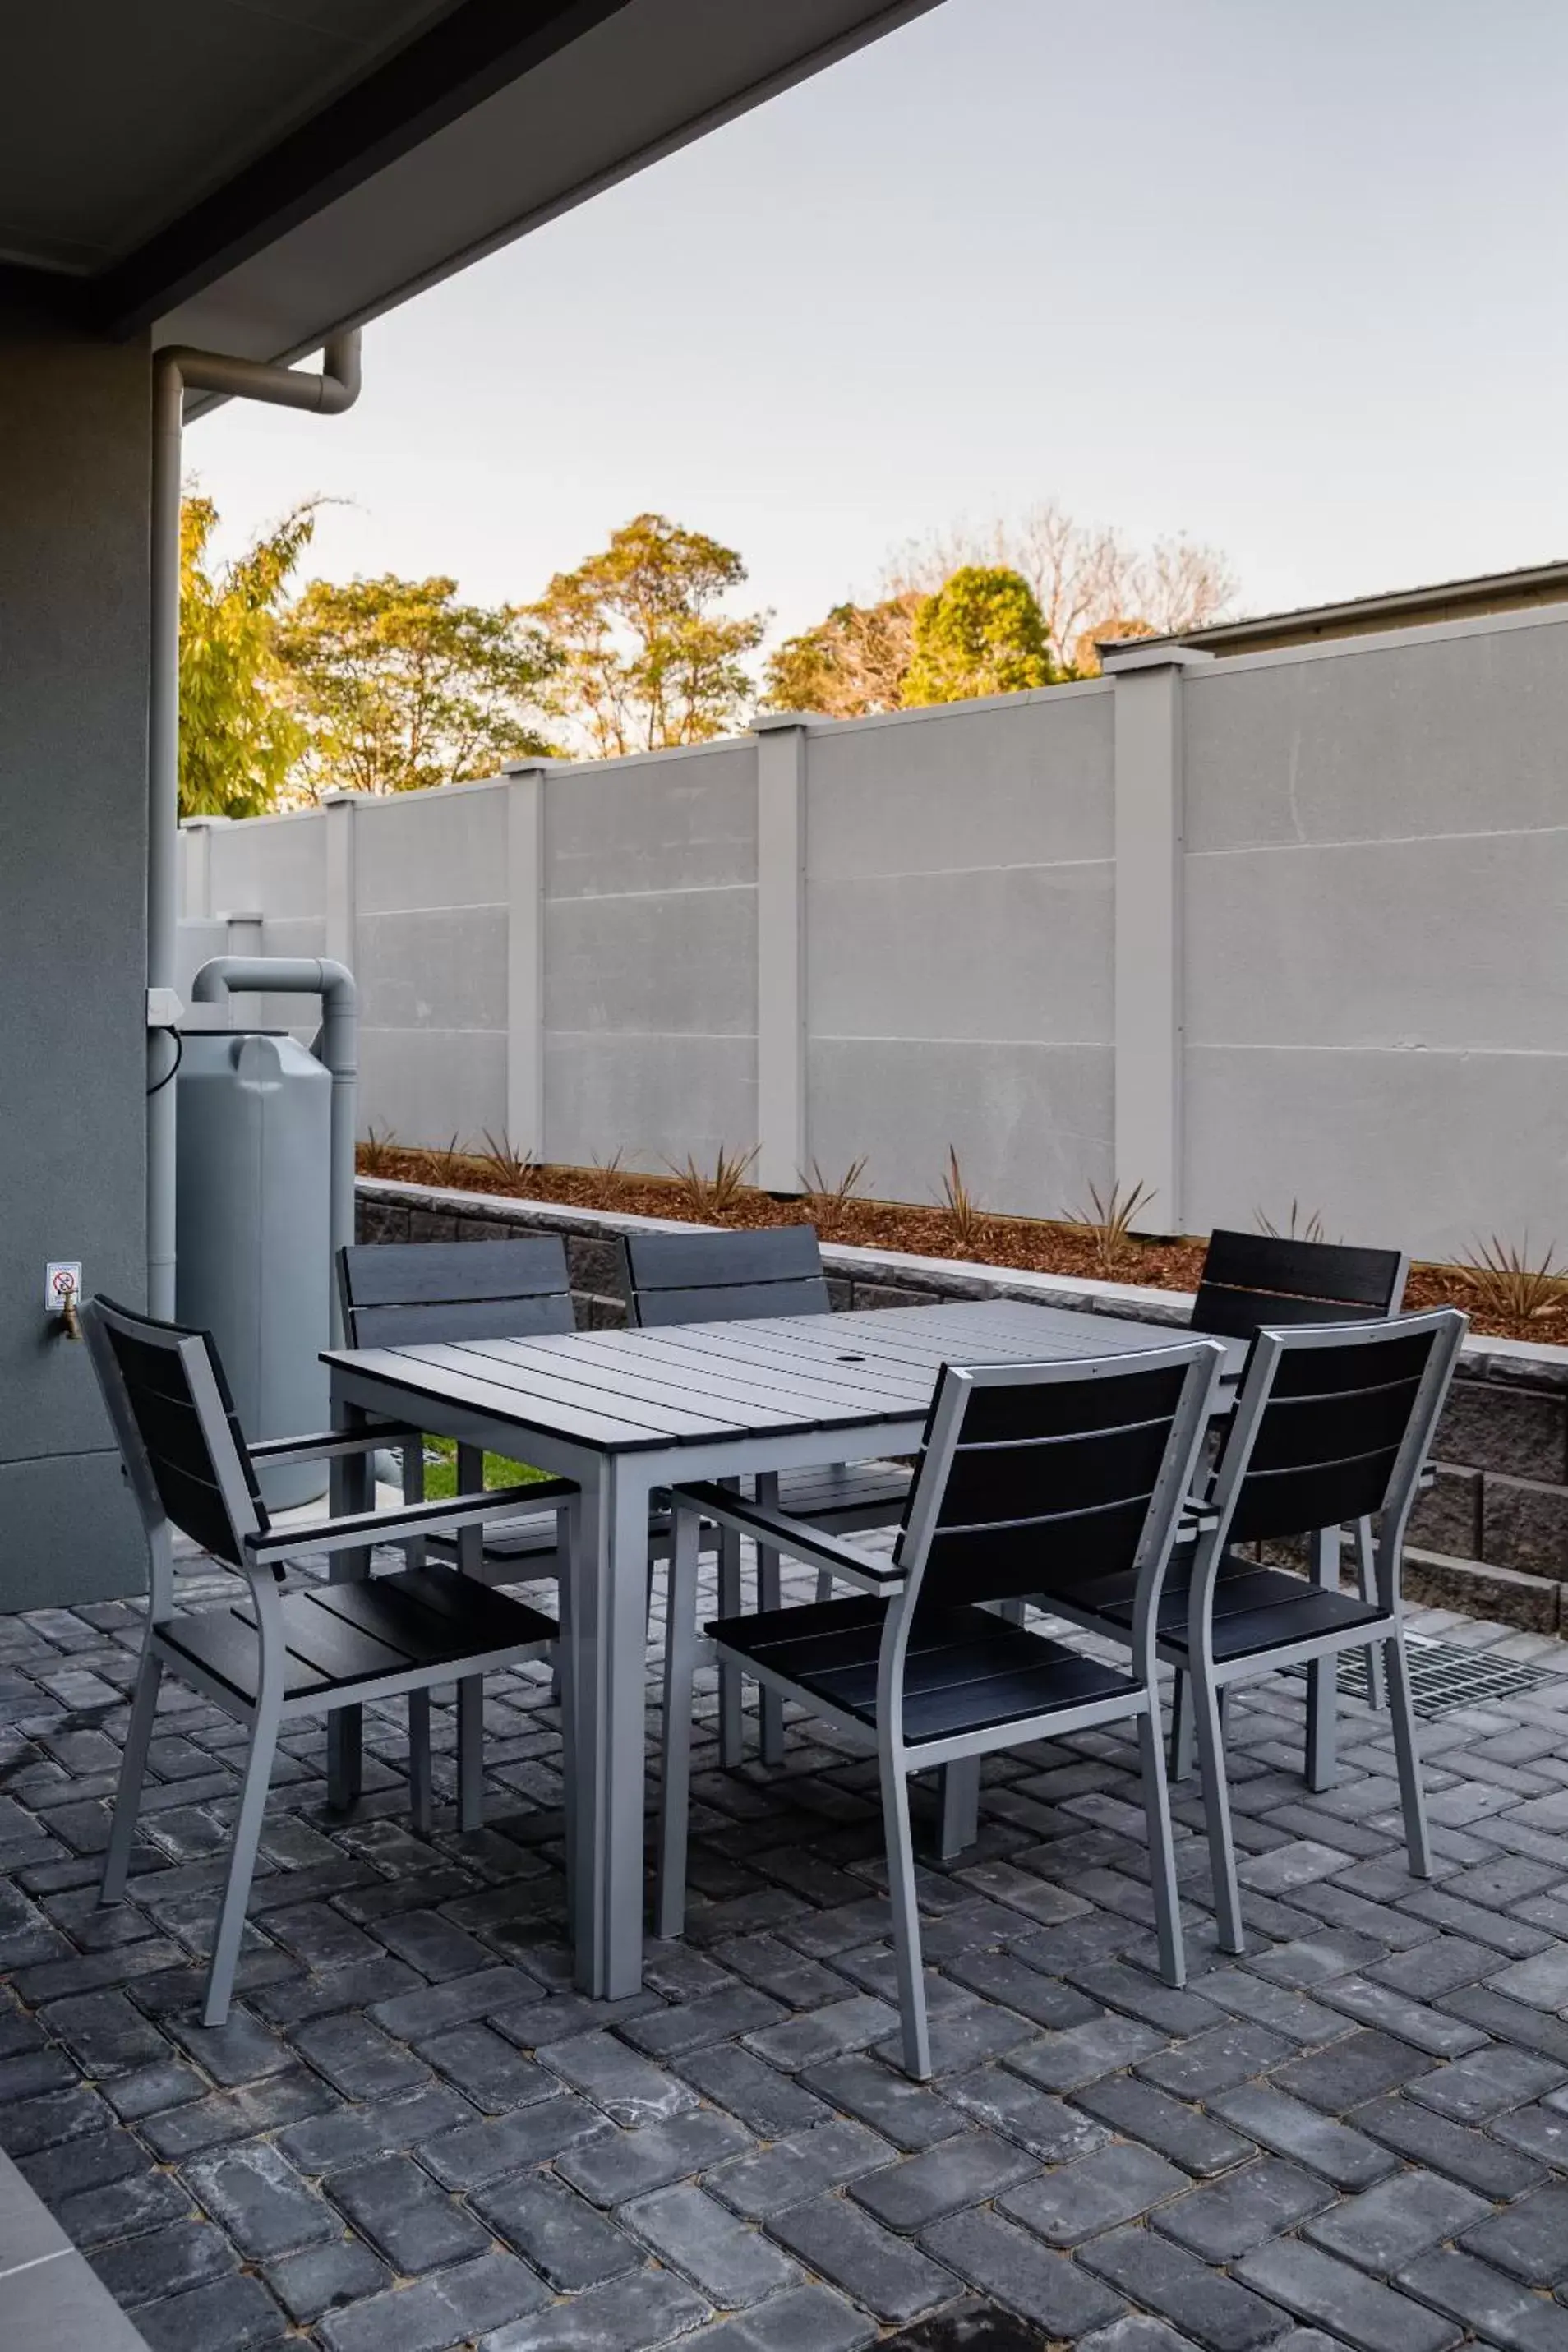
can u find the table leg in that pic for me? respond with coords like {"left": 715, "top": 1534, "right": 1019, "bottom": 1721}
{"left": 326, "top": 1399, "right": 371, "bottom": 1810}
{"left": 756, "top": 1472, "right": 785, "bottom": 1769}
{"left": 569, "top": 1455, "right": 653, "bottom": 1998}
{"left": 454, "top": 1441, "right": 486, "bottom": 1830}
{"left": 936, "top": 1757, "right": 981, "bottom": 1860}
{"left": 1305, "top": 1525, "right": 1341, "bottom": 1792}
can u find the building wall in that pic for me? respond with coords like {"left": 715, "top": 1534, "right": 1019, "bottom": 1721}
{"left": 184, "top": 599, "right": 1568, "bottom": 1265}
{"left": 0, "top": 303, "right": 151, "bottom": 1606}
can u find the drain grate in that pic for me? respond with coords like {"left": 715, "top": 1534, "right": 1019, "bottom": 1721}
{"left": 1330, "top": 1635, "right": 1563, "bottom": 1718}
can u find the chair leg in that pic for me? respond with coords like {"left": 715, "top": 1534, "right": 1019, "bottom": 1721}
{"left": 1305, "top": 1525, "right": 1340, "bottom": 1791}
{"left": 1192, "top": 1664, "right": 1245, "bottom": 1955}
{"left": 814, "top": 1569, "right": 835, "bottom": 1604}
{"left": 1137, "top": 1708, "right": 1186, "bottom": 1989}
{"left": 101, "top": 1645, "right": 162, "bottom": 1904}
{"left": 935, "top": 1757, "right": 981, "bottom": 1861}
{"left": 456, "top": 1677, "right": 484, "bottom": 1833}
{"left": 717, "top": 1524, "right": 744, "bottom": 1770}
{"left": 879, "top": 1746, "right": 931, "bottom": 2081}
{"left": 1356, "top": 1520, "right": 1386, "bottom": 1709}
{"left": 1169, "top": 1669, "right": 1194, "bottom": 1779}
{"left": 407, "top": 1687, "right": 432, "bottom": 1835}
{"left": 655, "top": 1510, "right": 700, "bottom": 1940}
{"left": 202, "top": 1696, "right": 281, "bottom": 2027}
{"left": 756, "top": 1473, "right": 786, "bottom": 1768}
{"left": 1384, "top": 1632, "right": 1432, "bottom": 1879}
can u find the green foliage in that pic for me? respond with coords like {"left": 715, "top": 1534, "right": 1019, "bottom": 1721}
{"left": 902, "top": 565, "right": 1056, "bottom": 706}
{"left": 178, "top": 494, "right": 315, "bottom": 818}
{"left": 763, "top": 594, "right": 920, "bottom": 717}
{"left": 277, "top": 574, "right": 557, "bottom": 796}
{"left": 528, "top": 514, "right": 766, "bottom": 756}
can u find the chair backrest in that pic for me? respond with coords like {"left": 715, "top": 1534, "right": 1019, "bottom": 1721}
{"left": 895, "top": 1343, "right": 1226, "bottom": 1629}
{"left": 84, "top": 1296, "right": 266, "bottom": 1569}
{"left": 623, "top": 1224, "right": 831, "bottom": 1327}
{"left": 1210, "top": 1307, "right": 1466, "bottom": 1551}
{"left": 337, "top": 1238, "right": 574, "bottom": 1349}
{"left": 1192, "top": 1229, "right": 1408, "bottom": 1342}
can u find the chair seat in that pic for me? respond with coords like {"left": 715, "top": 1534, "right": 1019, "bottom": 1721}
{"left": 162, "top": 1567, "right": 556, "bottom": 1707}
{"left": 1081, "top": 1553, "right": 1385, "bottom": 1663}
{"left": 709, "top": 1595, "right": 1137, "bottom": 1746}
{"left": 427, "top": 1505, "right": 570, "bottom": 1570}
{"left": 776, "top": 1460, "right": 912, "bottom": 1532}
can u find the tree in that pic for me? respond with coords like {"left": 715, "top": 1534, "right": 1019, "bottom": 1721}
{"left": 762, "top": 592, "right": 920, "bottom": 717}
{"left": 528, "top": 514, "right": 767, "bottom": 757}
{"left": 901, "top": 565, "right": 1056, "bottom": 706}
{"left": 888, "top": 498, "right": 1239, "bottom": 676}
{"left": 178, "top": 492, "right": 315, "bottom": 818}
{"left": 277, "top": 575, "right": 557, "bottom": 796}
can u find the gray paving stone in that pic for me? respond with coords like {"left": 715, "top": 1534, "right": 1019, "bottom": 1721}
{"left": 944, "top": 2063, "right": 1111, "bottom": 2161}
{"left": 274, "top": 2081, "right": 475, "bottom": 2174}
{"left": 743, "top": 1994, "right": 899, "bottom": 2072}
{"left": 1271, "top": 2029, "right": 1430, "bottom": 2113}
{"left": 1138, "top": 2020, "right": 1294, "bottom": 2100}
{"left": 710, "top": 2118, "right": 894, "bottom": 2221}
{"left": 872, "top": 1989, "right": 1037, "bottom": 2076}
{"left": 325, "top": 2151, "right": 490, "bottom": 2272}
{"left": 943, "top": 1947, "right": 1104, "bottom": 2030}
{"left": 1000, "top": 2139, "right": 1188, "bottom": 2246}
{"left": 164, "top": 2011, "right": 290, "bottom": 2086}
{"left": 798, "top": 2052, "right": 963, "bottom": 2151}
{"left": 538, "top": 2027, "right": 702, "bottom": 2126}
{"left": 1077, "top": 2224, "right": 1291, "bottom": 2352}
{"left": 101, "top": 2059, "right": 207, "bottom": 2121}
{"left": 1312, "top": 1974, "right": 1487, "bottom": 2057}
{"left": 1199, "top": 1971, "right": 1347, "bottom": 2050}
{"left": 1367, "top": 1937, "right": 1497, "bottom": 1999}
{"left": 473, "top": 2171, "right": 640, "bottom": 2290}
{"left": 1207, "top": 2086, "right": 1397, "bottom": 2190}
{"left": 1249, "top": 1934, "right": 1386, "bottom": 1990}
{"left": 90, "top": 2216, "right": 239, "bottom": 2308}
{"left": 1072, "top": 2071, "right": 1259, "bottom": 2176}
{"left": 1237, "top": 2241, "right": 1460, "bottom": 2352}
{"left": 133, "top": 2270, "right": 288, "bottom": 2350}
{"left": 920, "top": 2205, "right": 1126, "bottom": 2336}
{"left": 625, "top": 2180, "right": 804, "bottom": 2306}
{"left": 1079, "top": 2322, "right": 1206, "bottom": 2352}
{"left": 16, "top": 2121, "right": 144, "bottom": 2202}
{"left": 417, "top": 2090, "right": 612, "bottom": 2189}
{"left": 138, "top": 2066, "right": 337, "bottom": 2160}
{"left": 42, "top": 1988, "right": 171, "bottom": 2072}
{"left": 1068, "top": 1961, "right": 1226, "bottom": 2039}
{"left": 1487, "top": 1944, "right": 1568, "bottom": 2011}
{"left": 1394, "top": 2247, "right": 1568, "bottom": 2352}
{"left": 1407, "top": 2043, "right": 1567, "bottom": 2119}
{"left": 412, "top": 2018, "right": 554, "bottom": 2113}
{"left": 847, "top": 2127, "right": 1037, "bottom": 2232}
{"left": 184, "top": 2138, "right": 337, "bottom": 2258}
{"left": 317, "top": 2251, "right": 552, "bottom": 2352}
{"left": 1155, "top": 2161, "right": 1336, "bottom": 2263}
{"left": 1491, "top": 2098, "right": 1568, "bottom": 2167}
{"left": 676, "top": 2040, "right": 832, "bottom": 2137}
{"left": 557, "top": 2107, "right": 754, "bottom": 2207}
{"left": 1441, "top": 1981, "right": 1568, "bottom": 2061}
{"left": 262, "top": 2236, "right": 390, "bottom": 2326}
{"left": 55, "top": 2165, "right": 192, "bottom": 2249}
{"left": 1003, "top": 2011, "right": 1167, "bottom": 2091}
{"left": 477, "top": 2267, "right": 712, "bottom": 2352}
{"left": 765, "top": 2192, "right": 956, "bottom": 2324}
{"left": 369, "top": 1965, "right": 543, "bottom": 2041}
{"left": 678, "top": 2282, "right": 874, "bottom": 2352}
{"left": 1306, "top": 2168, "right": 1490, "bottom": 2275}
{"left": 1459, "top": 2183, "right": 1568, "bottom": 2286}
{"left": 369, "top": 1907, "right": 496, "bottom": 1981}
{"left": 1353, "top": 2088, "right": 1548, "bottom": 2197}
{"left": 620, "top": 1985, "right": 787, "bottom": 2059}
{"left": 290, "top": 2012, "right": 432, "bottom": 2101}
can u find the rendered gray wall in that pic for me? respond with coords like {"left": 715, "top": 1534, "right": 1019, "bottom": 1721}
{"left": 182, "top": 602, "right": 1568, "bottom": 1261}
{"left": 0, "top": 303, "right": 150, "bottom": 1607}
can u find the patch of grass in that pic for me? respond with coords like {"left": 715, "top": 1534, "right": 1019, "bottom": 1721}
{"left": 800, "top": 1155, "right": 869, "bottom": 1218}
{"left": 663, "top": 1143, "right": 759, "bottom": 1218}
{"left": 419, "top": 1437, "right": 551, "bottom": 1500}
{"left": 1455, "top": 1235, "right": 1568, "bottom": 1326}
{"left": 358, "top": 1124, "right": 402, "bottom": 1176}
{"left": 939, "top": 1146, "right": 986, "bottom": 1252}
{"left": 1063, "top": 1178, "right": 1158, "bottom": 1279}
{"left": 1257, "top": 1201, "right": 1330, "bottom": 1244}
{"left": 481, "top": 1129, "right": 537, "bottom": 1193}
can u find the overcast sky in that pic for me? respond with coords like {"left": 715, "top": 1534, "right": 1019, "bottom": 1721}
{"left": 194, "top": 0, "right": 1568, "bottom": 648}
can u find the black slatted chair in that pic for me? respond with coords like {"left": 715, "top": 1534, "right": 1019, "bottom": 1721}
{"left": 84, "top": 1295, "right": 555, "bottom": 2027}
{"left": 1045, "top": 1308, "right": 1465, "bottom": 1955}
{"left": 624, "top": 1225, "right": 915, "bottom": 1773}
{"left": 656, "top": 1340, "right": 1227, "bottom": 2077}
{"left": 1178, "top": 1228, "right": 1410, "bottom": 1755}
{"left": 337, "top": 1239, "right": 579, "bottom": 1590}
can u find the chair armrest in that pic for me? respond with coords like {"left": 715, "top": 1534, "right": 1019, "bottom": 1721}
{"left": 246, "top": 1481, "right": 553, "bottom": 1563}
{"left": 249, "top": 1423, "right": 422, "bottom": 1467}
{"left": 666, "top": 1480, "right": 904, "bottom": 1595}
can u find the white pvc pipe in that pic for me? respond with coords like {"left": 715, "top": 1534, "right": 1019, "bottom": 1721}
{"left": 145, "top": 334, "right": 362, "bottom": 1318}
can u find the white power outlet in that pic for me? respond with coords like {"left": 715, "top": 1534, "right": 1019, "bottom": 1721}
{"left": 46, "top": 1262, "right": 83, "bottom": 1315}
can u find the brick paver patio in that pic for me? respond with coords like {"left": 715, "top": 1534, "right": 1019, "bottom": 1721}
{"left": 6, "top": 1543, "right": 1568, "bottom": 2352}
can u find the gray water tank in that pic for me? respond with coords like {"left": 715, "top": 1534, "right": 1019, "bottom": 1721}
{"left": 176, "top": 1030, "right": 331, "bottom": 1509}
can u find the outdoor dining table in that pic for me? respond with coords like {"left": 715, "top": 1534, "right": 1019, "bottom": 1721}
{"left": 323, "top": 1298, "right": 1255, "bottom": 1999}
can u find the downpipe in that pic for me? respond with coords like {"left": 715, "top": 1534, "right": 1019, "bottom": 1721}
{"left": 145, "top": 333, "right": 362, "bottom": 1319}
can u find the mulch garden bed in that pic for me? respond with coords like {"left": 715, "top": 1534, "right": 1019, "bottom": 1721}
{"left": 357, "top": 1143, "right": 1568, "bottom": 1350}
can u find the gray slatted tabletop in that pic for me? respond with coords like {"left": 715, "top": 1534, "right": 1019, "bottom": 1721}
{"left": 325, "top": 1300, "right": 1247, "bottom": 1997}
